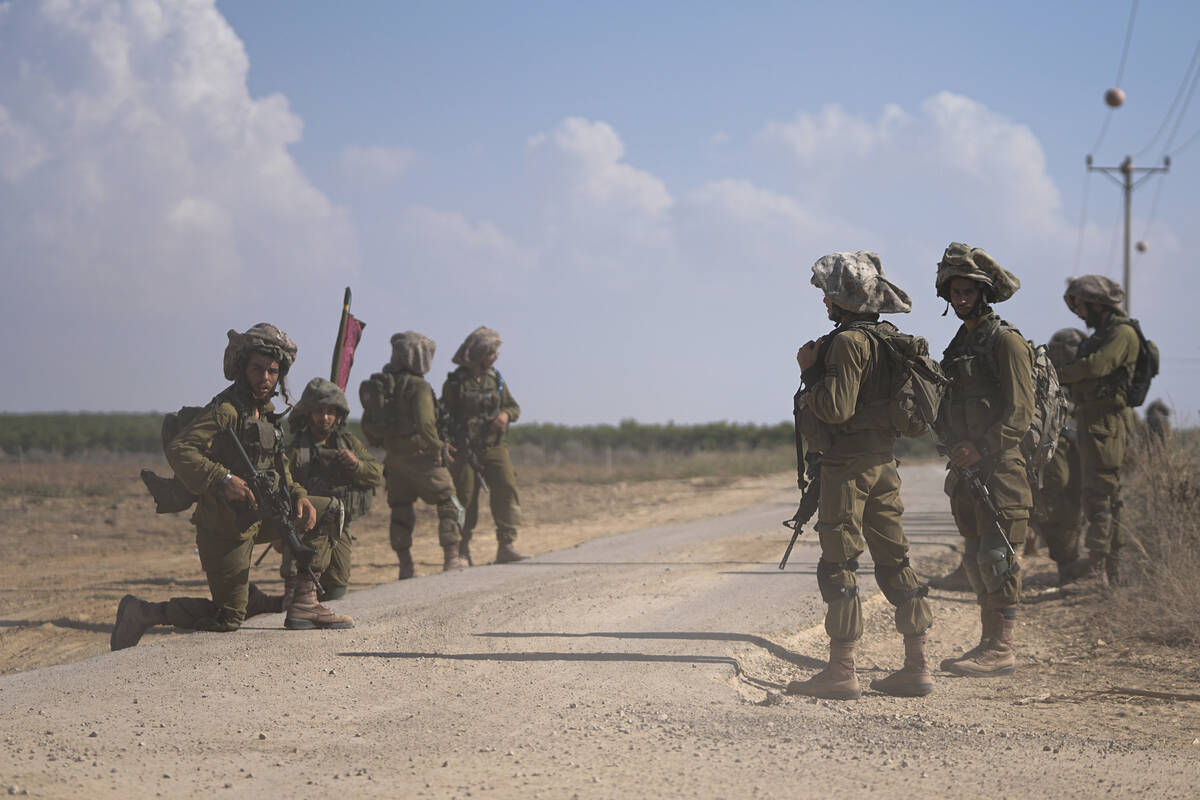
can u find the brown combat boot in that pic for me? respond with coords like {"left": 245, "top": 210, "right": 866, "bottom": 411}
{"left": 285, "top": 573, "right": 354, "bottom": 630}
{"left": 495, "top": 541, "right": 528, "bottom": 564}
{"left": 939, "top": 606, "right": 992, "bottom": 671}
{"left": 443, "top": 544, "right": 465, "bottom": 571}
{"left": 397, "top": 549, "right": 415, "bottom": 580}
{"left": 785, "top": 639, "right": 861, "bottom": 700}
{"left": 111, "top": 595, "right": 168, "bottom": 651}
{"left": 945, "top": 608, "right": 1016, "bottom": 677}
{"left": 458, "top": 539, "right": 474, "bottom": 566}
{"left": 870, "top": 633, "right": 933, "bottom": 697}
{"left": 245, "top": 582, "right": 283, "bottom": 617}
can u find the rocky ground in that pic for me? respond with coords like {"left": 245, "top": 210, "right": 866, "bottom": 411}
{"left": 0, "top": 460, "right": 1197, "bottom": 798}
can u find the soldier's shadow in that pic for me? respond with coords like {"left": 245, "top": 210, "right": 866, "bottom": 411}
{"left": 340, "top": 630, "right": 823, "bottom": 692}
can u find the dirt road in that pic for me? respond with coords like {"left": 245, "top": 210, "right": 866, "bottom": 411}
{"left": 2, "top": 462, "right": 1198, "bottom": 798}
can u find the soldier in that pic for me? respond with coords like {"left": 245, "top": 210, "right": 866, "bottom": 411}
{"left": 442, "top": 327, "right": 527, "bottom": 566}
{"left": 361, "top": 331, "right": 466, "bottom": 578}
{"left": 933, "top": 243, "right": 1033, "bottom": 678}
{"left": 1144, "top": 398, "right": 1171, "bottom": 443}
{"left": 1033, "top": 328, "right": 1086, "bottom": 584}
{"left": 287, "top": 377, "right": 384, "bottom": 600}
{"left": 786, "top": 251, "right": 934, "bottom": 700}
{"left": 112, "top": 324, "right": 352, "bottom": 650}
{"left": 1057, "top": 275, "right": 1140, "bottom": 585}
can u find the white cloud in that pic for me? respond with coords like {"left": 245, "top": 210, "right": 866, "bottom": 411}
{"left": 761, "top": 103, "right": 910, "bottom": 163}
{"left": 338, "top": 144, "right": 416, "bottom": 184}
{"left": 0, "top": 0, "right": 356, "bottom": 313}
{"left": 395, "top": 205, "right": 533, "bottom": 291}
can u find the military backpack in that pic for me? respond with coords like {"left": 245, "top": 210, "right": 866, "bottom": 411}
{"left": 1025, "top": 343, "right": 1072, "bottom": 481}
{"left": 850, "top": 322, "right": 948, "bottom": 438}
{"left": 1121, "top": 319, "right": 1159, "bottom": 408}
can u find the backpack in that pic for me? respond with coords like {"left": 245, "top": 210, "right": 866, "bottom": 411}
{"left": 1024, "top": 344, "right": 1072, "bottom": 481}
{"left": 358, "top": 371, "right": 397, "bottom": 447}
{"left": 1122, "top": 319, "right": 1159, "bottom": 408}
{"left": 852, "top": 323, "right": 949, "bottom": 438}
{"left": 140, "top": 402, "right": 213, "bottom": 513}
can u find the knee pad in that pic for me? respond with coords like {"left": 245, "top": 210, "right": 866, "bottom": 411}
{"left": 439, "top": 495, "right": 466, "bottom": 528}
{"left": 816, "top": 558, "right": 860, "bottom": 603}
{"left": 873, "top": 558, "right": 929, "bottom": 608}
{"left": 977, "top": 533, "right": 1017, "bottom": 593}
{"left": 318, "top": 497, "right": 346, "bottom": 541}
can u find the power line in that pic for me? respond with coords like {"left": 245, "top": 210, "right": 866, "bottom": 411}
{"left": 1135, "top": 40, "right": 1200, "bottom": 158}
{"left": 1163, "top": 47, "right": 1200, "bottom": 154}
{"left": 1169, "top": 123, "right": 1200, "bottom": 156}
{"left": 1093, "top": 0, "right": 1140, "bottom": 154}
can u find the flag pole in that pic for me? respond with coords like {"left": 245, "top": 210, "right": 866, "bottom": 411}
{"left": 330, "top": 287, "right": 351, "bottom": 383}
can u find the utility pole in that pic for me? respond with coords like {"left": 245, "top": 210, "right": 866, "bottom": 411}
{"left": 1086, "top": 154, "right": 1169, "bottom": 312}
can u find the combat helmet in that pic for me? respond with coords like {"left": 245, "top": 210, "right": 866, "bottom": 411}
{"left": 1063, "top": 274, "right": 1125, "bottom": 314}
{"left": 810, "top": 251, "right": 911, "bottom": 314}
{"left": 389, "top": 331, "right": 437, "bottom": 376}
{"left": 452, "top": 326, "right": 503, "bottom": 367}
{"left": 1046, "top": 327, "right": 1086, "bottom": 371}
{"left": 222, "top": 323, "right": 298, "bottom": 380}
{"left": 289, "top": 377, "right": 350, "bottom": 433}
{"left": 935, "top": 243, "right": 1020, "bottom": 303}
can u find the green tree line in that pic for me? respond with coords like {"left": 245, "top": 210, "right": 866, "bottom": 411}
{"left": 0, "top": 413, "right": 936, "bottom": 459}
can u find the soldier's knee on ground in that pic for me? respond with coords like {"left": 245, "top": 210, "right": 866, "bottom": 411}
{"left": 389, "top": 503, "right": 416, "bottom": 551}
{"left": 874, "top": 559, "right": 933, "bottom": 635}
{"left": 818, "top": 558, "right": 863, "bottom": 642}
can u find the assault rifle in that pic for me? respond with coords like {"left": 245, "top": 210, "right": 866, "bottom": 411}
{"left": 779, "top": 468, "right": 821, "bottom": 569}
{"left": 459, "top": 433, "right": 491, "bottom": 494}
{"left": 220, "top": 427, "right": 323, "bottom": 587}
{"left": 957, "top": 465, "right": 1016, "bottom": 556}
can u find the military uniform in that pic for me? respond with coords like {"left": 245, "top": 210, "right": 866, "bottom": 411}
{"left": 363, "top": 332, "right": 465, "bottom": 577}
{"left": 787, "top": 251, "right": 933, "bottom": 701}
{"left": 113, "top": 324, "right": 351, "bottom": 651}
{"left": 287, "top": 378, "right": 383, "bottom": 600}
{"left": 1057, "top": 276, "right": 1139, "bottom": 581}
{"left": 933, "top": 243, "right": 1032, "bottom": 678}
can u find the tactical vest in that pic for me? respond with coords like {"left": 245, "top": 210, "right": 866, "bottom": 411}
{"left": 444, "top": 369, "right": 506, "bottom": 448}
{"left": 292, "top": 430, "right": 374, "bottom": 521}
{"left": 1076, "top": 318, "right": 1138, "bottom": 404}
{"left": 939, "top": 314, "right": 1021, "bottom": 446}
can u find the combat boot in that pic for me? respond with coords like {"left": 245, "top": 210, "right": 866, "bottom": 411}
{"left": 870, "top": 633, "right": 933, "bottom": 697}
{"left": 111, "top": 595, "right": 168, "bottom": 651}
{"left": 443, "top": 544, "right": 466, "bottom": 571}
{"left": 945, "top": 608, "right": 1015, "bottom": 677}
{"left": 495, "top": 541, "right": 528, "bottom": 564}
{"left": 245, "top": 582, "right": 283, "bottom": 617}
{"left": 939, "top": 607, "right": 992, "bottom": 671}
{"left": 397, "top": 549, "right": 415, "bottom": 580}
{"left": 458, "top": 539, "right": 474, "bottom": 566}
{"left": 785, "top": 639, "right": 861, "bottom": 700}
{"left": 285, "top": 573, "right": 354, "bottom": 630}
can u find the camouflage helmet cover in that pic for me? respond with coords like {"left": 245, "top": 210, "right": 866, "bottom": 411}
{"left": 223, "top": 323, "right": 297, "bottom": 380}
{"left": 390, "top": 331, "right": 437, "bottom": 376}
{"left": 452, "top": 326, "right": 503, "bottom": 367}
{"left": 1046, "top": 327, "right": 1086, "bottom": 370}
{"left": 1063, "top": 274, "right": 1125, "bottom": 312}
{"left": 810, "top": 251, "right": 912, "bottom": 314}
{"left": 290, "top": 377, "right": 350, "bottom": 432}
{"left": 935, "top": 242, "right": 1020, "bottom": 303}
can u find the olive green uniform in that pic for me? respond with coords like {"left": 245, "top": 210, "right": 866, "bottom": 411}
{"left": 796, "top": 321, "right": 933, "bottom": 642}
{"left": 373, "top": 365, "right": 463, "bottom": 551}
{"left": 287, "top": 428, "right": 383, "bottom": 595}
{"left": 1031, "top": 429, "right": 1082, "bottom": 566}
{"left": 937, "top": 312, "right": 1035, "bottom": 609}
{"left": 442, "top": 367, "right": 522, "bottom": 547}
{"left": 164, "top": 384, "right": 338, "bottom": 631}
{"left": 1056, "top": 315, "right": 1139, "bottom": 558}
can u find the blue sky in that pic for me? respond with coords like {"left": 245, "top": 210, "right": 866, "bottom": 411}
{"left": 2, "top": 0, "right": 1198, "bottom": 424}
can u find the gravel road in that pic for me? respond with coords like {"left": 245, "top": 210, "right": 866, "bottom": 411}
{"left": 1, "top": 462, "right": 1197, "bottom": 798}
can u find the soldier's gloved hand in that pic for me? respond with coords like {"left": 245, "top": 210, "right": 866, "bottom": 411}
{"left": 336, "top": 448, "right": 359, "bottom": 470}
{"left": 296, "top": 496, "right": 318, "bottom": 531}
{"left": 949, "top": 440, "right": 983, "bottom": 469}
{"left": 491, "top": 411, "right": 510, "bottom": 432}
{"left": 223, "top": 475, "right": 257, "bottom": 508}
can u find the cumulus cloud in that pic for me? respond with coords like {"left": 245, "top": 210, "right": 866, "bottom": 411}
{"left": 394, "top": 205, "right": 533, "bottom": 291}
{"left": 761, "top": 103, "right": 910, "bottom": 164}
{"left": 0, "top": 0, "right": 356, "bottom": 314}
{"left": 338, "top": 144, "right": 416, "bottom": 184}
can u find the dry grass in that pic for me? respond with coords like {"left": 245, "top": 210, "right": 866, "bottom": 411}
{"left": 1102, "top": 428, "right": 1200, "bottom": 645}
{"left": 509, "top": 443, "right": 796, "bottom": 484}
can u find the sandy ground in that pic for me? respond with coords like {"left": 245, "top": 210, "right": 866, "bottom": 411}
{"left": 1, "top": 461, "right": 1198, "bottom": 798}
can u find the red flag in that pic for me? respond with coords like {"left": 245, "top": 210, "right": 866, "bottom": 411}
{"left": 334, "top": 313, "right": 364, "bottom": 391}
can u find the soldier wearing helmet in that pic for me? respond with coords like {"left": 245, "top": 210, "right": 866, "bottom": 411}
{"left": 1032, "top": 328, "right": 1087, "bottom": 584}
{"left": 933, "top": 243, "right": 1034, "bottom": 678}
{"left": 112, "top": 324, "right": 353, "bottom": 650}
{"left": 287, "top": 378, "right": 383, "bottom": 601}
{"left": 1057, "top": 275, "right": 1140, "bottom": 585}
{"left": 786, "top": 251, "right": 935, "bottom": 701}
